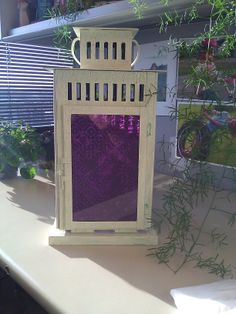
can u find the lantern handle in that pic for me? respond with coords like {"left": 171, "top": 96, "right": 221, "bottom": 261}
{"left": 71, "top": 38, "right": 81, "bottom": 66}
{"left": 131, "top": 39, "right": 140, "bottom": 68}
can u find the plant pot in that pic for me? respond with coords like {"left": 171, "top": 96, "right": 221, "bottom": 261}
{"left": 20, "top": 164, "right": 37, "bottom": 179}
{"left": 0, "top": 164, "right": 18, "bottom": 180}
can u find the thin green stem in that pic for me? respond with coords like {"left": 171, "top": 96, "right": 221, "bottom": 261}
{"left": 174, "top": 190, "right": 217, "bottom": 273}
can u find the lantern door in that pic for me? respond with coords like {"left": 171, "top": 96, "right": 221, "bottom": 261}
{"left": 61, "top": 105, "right": 150, "bottom": 232}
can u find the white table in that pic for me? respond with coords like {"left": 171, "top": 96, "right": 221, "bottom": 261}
{"left": 0, "top": 175, "right": 221, "bottom": 314}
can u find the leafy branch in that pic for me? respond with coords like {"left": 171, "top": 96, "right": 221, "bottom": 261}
{"left": 46, "top": 0, "right": 95, "bottom": 48}
{"left": 151, "top": 149, "right": 236, "bottom": 278}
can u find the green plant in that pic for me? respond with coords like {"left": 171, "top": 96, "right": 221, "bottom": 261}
{"left": 151, "top": 132, "right": 236, "bottom": 278}
{"left": 129, "top": 0, "right": 236, "bottom": 278}
{"left": 47, "top": 0, "right": 95, "bottom": 49}
{"left": 0, "top": 122, "right": 44, "bottom": 179}
{"left": 128, "top": 0, "right": 147, "bottom": 19}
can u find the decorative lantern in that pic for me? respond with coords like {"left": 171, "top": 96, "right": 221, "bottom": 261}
{"left": 49, "top": 27, "right": 158, "bottom": 245}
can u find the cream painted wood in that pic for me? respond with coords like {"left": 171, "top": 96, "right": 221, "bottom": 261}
{"left": 49, "top": 222, "right": 158, "bottom": 245}
{"left": 54, "top": 67, "right": 157, "bottom": 243}
{"left": 136, "top": 109, "right": 147, "bottom": 229}
{"left": 54, "top": 26, "right": 157, "bottom": 244}
{"left": 53, "top": 69, "right": 156, "bottom": 107}
{"left": 144, "top": 89, "right": 156, "bottom": 229}
{"left": 71, "top": 28, "right": 139, "bottom": 70}
{"left": 54, "top": 74, "right": 66, "bottom": 230}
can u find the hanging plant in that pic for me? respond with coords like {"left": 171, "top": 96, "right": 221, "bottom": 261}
{"left": 47, "top": 0, "right": 96, "bottom": 48}
{"left": 129, "top": 0, "right": 236, "bottom": 278}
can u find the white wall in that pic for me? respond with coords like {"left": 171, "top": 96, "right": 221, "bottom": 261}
{"left": 133, "top": 39, "right": 178, "bottom": 173}
{"left": 134, "top": 40, "right": 177, "bottom": 116}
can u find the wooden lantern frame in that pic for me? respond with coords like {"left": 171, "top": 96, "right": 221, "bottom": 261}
{"left": 49, "top": 30, "right": 158, "bottom": 245}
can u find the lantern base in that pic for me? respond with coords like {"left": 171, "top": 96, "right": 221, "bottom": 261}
{"left": 49, "top": 224, "right": 158, "bottom": 246}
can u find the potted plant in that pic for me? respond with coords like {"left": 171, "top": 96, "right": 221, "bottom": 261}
{"left": 0, "top": 122, "right": 44, "bottom": 179}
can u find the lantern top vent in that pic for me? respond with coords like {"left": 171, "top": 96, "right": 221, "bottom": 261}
{"left": 71, "top": 27, "right": 140, "bottom": 70}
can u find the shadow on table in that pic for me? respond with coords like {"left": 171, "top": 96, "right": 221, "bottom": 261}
{"left": 52, "top": 244, "right": 182, "bottom": 307}
{"left": 2, "top": 176, "right": 55, "bottom": 225}
{"left": 50, "top": 174, "right": 218, "bottom": 308}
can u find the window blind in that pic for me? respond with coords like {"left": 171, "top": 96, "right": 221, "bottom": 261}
{"left": 0, "top": 41, "right": 73, "bottom": 127}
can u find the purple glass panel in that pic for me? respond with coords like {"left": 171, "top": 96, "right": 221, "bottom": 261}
{"left": 71, "top": 114, "right": 140, "bottom": 221}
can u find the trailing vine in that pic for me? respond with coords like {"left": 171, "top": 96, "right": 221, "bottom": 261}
{"left": 129, "top": 0, "right": 236, "bottom": 278}
{"left": 151, "top": 144, "right": 236, "bottom": 278}
{"left": 47, "top": 0, "right": 96, "bottom": 48}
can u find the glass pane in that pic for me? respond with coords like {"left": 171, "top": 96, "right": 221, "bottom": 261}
{"left": 95, "top": 83, "right": 99, "bottom": 101}
{"left": 139, "top": 84, "right": 144, "bottom": 101}
{"left": 112, "top": 42, "right": 117, "bottom": 59}
{"left": 103, "top": 83, "right": 108, "bottom": 101}
{"left": 121, "top": 84, "right": 126, "bottom": 101}
{"left": 130, "top": 84, "right": 135, "bottom": 102}
{"left": 68, "top": 82, "right": 72, "bottom": 100}
{"left": 157, "top": 71, "right": 167, "bottom": 101}
{"left": 113, "top": 84, "right": 117, "bottom": 101}
{"left": 104, "top": 42, "right": 109, "bottom": 59}
{"left": 76, "top": 83, "right": 81, "bottom": 100}
{"left": 86, "top": 83, "right": 90, "bottom": 101}
{"left": 95, "top": 42, "right": 100, "bottom": 59}
{"left": 157, "top": 64, "right": 167, "bottom": 101}
{"left": 121, "top": 43, "right": 126, "bottom": 60}
{"left": 71, "top": 114, "right": 140, "bottom": 221}
{"left": 87, "top": 42, "right": 91, "bottom": 59}
{"left": 150, "top": 63, "right": 167, "bottom": 101}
